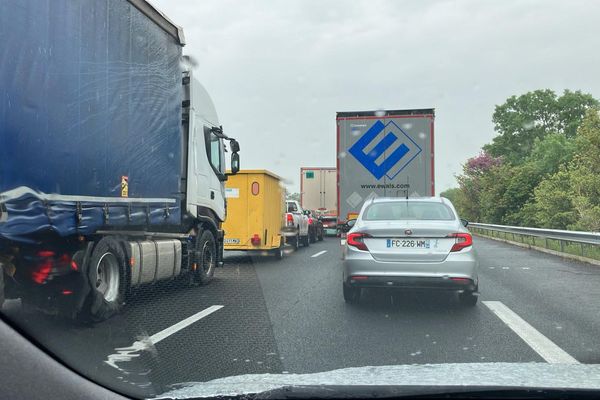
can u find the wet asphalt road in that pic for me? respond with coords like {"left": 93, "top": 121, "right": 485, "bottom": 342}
{"left": 3, "top": 236, "right": 600, "bottom": 397}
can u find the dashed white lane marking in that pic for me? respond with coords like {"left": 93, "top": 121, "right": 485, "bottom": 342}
{"left": 483, "top": 301, "right": 578, "bottom": 364}
{"left": 105, "top": 305, "right": 224, "bottom": 369}
{"left": 311, "top": 250, "right": 327, "bottom": 258}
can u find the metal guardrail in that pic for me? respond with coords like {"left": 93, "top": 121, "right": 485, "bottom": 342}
{"left": 469, "top": 223, "right": 600, "bottom": 245}
{"left": 469, "top": 222, "right": 600, "bottom": 259}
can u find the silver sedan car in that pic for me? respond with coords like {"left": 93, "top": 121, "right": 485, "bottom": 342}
{"left": 342, "top": 197, "right": 479, "bottom": 306}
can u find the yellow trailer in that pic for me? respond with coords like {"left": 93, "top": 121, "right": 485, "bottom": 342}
{"left": 222, "top": 170, "right": 286, "bottom": 258}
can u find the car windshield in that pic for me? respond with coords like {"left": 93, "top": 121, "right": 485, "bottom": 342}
{"left": 2, "top": 1, "right": 600, "bottom": 399}
{"left": 363, "top": 201, "right": 456, "bottom": 221}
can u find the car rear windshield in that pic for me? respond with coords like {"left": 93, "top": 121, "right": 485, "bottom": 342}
{"left": 363, "top": 202, "right": 456, "bottom": 221}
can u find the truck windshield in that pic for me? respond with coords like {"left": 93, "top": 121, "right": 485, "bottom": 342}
{"left": 363, "top": 202, "right": 456, "bottom": 221}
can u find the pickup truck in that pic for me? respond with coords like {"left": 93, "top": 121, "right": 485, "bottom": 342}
{"left": 282, "top": 200, "right": 310, "bottom": 249}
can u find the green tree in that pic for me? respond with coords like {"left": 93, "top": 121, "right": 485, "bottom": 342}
{"left": 532, "top": 109, "right": 600, "bottom": 230}
{"left": 455, "top": 152, "right": 502, "bottom": 221}
{"left": 484, "top": 90, "right": 598, "bottom": 165}
{"left": 532, "top": 167, "right": 577, "bottom": 229}
{"left": 440, "top": 187, "right": 466, "bottom": 217}
{"left": 568, "top": 109, "right": 600, "bottom": 230}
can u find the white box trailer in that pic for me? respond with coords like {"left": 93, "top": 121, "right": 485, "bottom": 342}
{"left": 300, "top": 167, "right": 337, "bottom": 215}
{"left": 337, "top": 109, "right": 435, "bottom": 223}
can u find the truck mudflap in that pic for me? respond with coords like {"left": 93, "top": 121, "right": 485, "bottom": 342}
{"left": 217, "top": 229, "right": 225, "bottom": 268}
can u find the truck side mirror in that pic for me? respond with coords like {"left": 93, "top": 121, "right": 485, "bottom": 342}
{"left": 230, "top": 139, "right": 240, "bottom": 153}
{"left": 231, "top": 152, "right": 240, "bottom": 174}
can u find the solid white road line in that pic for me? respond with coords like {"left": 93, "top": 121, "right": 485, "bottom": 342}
{"left": 105, "top": 305, "right": 224, "bottom": 369}
{"left": 311, "top": 250, "right": 327, "bottom": 258}
{"left": 150, "top": 305, "right": 224, "bottom": 343}
{"left": 483, "top": 301, "right": 578, "bottom": 364}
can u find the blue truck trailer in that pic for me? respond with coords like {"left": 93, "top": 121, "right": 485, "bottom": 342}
{"left": 0, "top": 0, "right": 241, "bottom": 321}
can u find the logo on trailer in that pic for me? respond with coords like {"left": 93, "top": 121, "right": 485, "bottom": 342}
{"left": 348, "top": 121, "right": 422, "bottom": 180}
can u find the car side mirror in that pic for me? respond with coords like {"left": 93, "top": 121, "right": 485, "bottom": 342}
{"left": 460, "top": 218, "right": 469, "bottom": 227}
{"left": 340, "top": 219, "right": 357, "bottom": 233}
{"left": 303, "top": 210, "right": 311, "bottom": 216}
{"left": 231, "top": 152, "right": 240, "bottom": 174}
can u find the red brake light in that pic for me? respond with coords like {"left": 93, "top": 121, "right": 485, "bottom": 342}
{"left": 32, "top": 262, "right": 52, "bottom": 284}
{"left": 347, "top": 232, "right": 371, "bottom": 251}
{"left": 451, "top": 277, "right": 472, "bottom": 284}
{"left": 448, "top": 233, "right": 473, "bottom": 252}
{"left": 251, "top": 234, "right": 261, "bottom": 246}
{"left": 308, "top": 217, "right": 313, "bottom": 224}
{"left": 286, "top": 214, "right": 294, "bottom": 224}
{"left": 37, "top": 250, "right": 55, "bottom": 258}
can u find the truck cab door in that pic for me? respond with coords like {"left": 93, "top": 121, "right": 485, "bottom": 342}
{"left": 204, "top": 128, "right": 226, "bottom": 220}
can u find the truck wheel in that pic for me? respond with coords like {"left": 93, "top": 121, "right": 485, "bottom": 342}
{"left": 318, "top": 229, "right": 324, "bottom": 241}
{"left": 190, "top": 230, "right": 216, "bottom": 286}
{"left": 309, "top": 230, "right": 317, "bottom": 244}
{"left": 82, "top": 237, "right": 127, "bottom": 322}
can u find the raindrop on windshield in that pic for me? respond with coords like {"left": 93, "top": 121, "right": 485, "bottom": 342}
{"left": 403, "top": 123, "right": 413, "bottom": 130}
{"left": 352, "top": 128, "right": 361, "bottom": 136}
{"left": 418, "top": 132, "right": 426, "bottom": 140}
{"left": 338, "top": 151, "right": 347, "bottom": 158}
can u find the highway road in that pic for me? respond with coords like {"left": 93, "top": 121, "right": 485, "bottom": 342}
{"left": 3, "top": 236, "right": 600, "bottom": 397}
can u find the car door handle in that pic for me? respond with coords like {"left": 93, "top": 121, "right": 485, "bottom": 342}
{"left": 210, "top": 191, "right": 215, "bottom": 200}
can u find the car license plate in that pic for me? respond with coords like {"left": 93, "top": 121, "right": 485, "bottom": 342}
{"left": 224, "top": 238, "right": 240, "bottom": 244}
{"left": 386, "top": 239, "right": 430, "bottom": 249}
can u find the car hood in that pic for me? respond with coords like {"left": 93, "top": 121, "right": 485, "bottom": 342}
{"left": 159, "top": 362, "right": 600, "bottom": 398}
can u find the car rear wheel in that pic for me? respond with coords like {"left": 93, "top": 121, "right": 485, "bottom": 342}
{"left": 458, "top": 290, "right": 478, "bottom": 307}
{"left": 343, "top": 283, "right": 361, "bottom": 304}
{"left": 289, "top": 232, "right": 299, "bottom": 250}
{"left": 309, "top": 230, "right": 317, "bottom": 243}
{"left": 317, "top": 229, "right": 324, "bottom": 241}
{"left": 302, "top": 234, "right": 310, "bottom": 247}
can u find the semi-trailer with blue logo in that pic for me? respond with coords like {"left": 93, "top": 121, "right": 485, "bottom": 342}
{"left": 336, "top": 109, "right": 435, "bottom": 223}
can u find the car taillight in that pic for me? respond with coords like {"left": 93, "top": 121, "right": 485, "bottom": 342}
{"left": 286, "top": 214, "right": 293, "bottom": 226}
{"left": 31, "top": 261, "right": 52, "bottom": 284}
{"left": 251, "top": 234, "right": 261, "bottom": 246}
{"left": 347, "top": 232, "right": 371, "bottom": 251}
{"left": 30, "top": 250, "right": 76, "bottom": 284}
{"left": 448, "top": 233, "right": 473, "bottom": 252}
{"left": 308, "top": 217, "right": 313, "bottom": 224}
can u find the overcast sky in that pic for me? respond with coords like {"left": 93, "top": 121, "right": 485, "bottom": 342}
{"left": 152, "top": 0, "right": 600, "bottom": 193}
